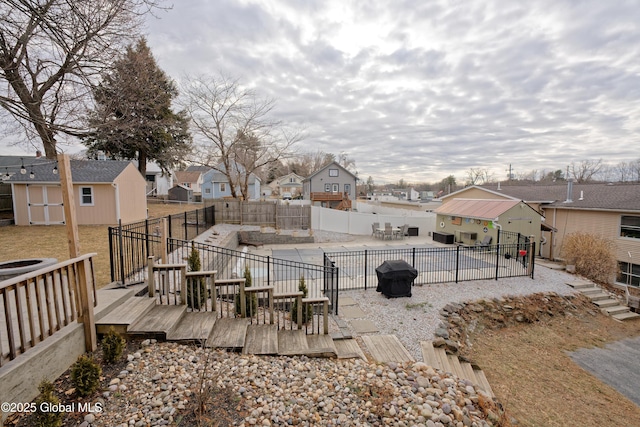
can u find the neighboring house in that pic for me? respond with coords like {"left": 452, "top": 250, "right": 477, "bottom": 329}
{"left": 444, "top": 182, "right": 640, "bottom": 286}
{"left": 303, "top": 162, "right": 357, "bottom": 209}
{"left": 268, "top": 173, "right": 304, "bottom": 197}
{"left": 201, "top": 161, "right": 262, "bottom": 200}
{"left": 175, "top": 170, "right": 206, "bottom": 196}
{"left": 434, "top": 198, "right": 542, "bottom": 246}
{"left": 8, "top": 160, "right": 147, "bottom": 225}
{"left": 140, "top": 161, "right": 173, "bottom": 197}
{"left": 168, "top": 184, "right": 193, "bottom": 203}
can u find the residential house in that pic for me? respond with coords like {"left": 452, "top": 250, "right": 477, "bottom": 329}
{"left": 168, "top": 184, "right": 194, "bottom": 203}
{"left": 303, "top": 162, "right": 357, "bottom": 209}
{"left": 444, "top": 182, "right": 640, "bottom": 286}
{"left": 201, "top": 161, "right": 262, "bottom": 200}
{"left": 268, "top": 172, "right": 304, "bottom": 197}
{"left": 140, "top": 161, "right": 173, "bottom": 197}
{"left": 434, "top": 198, "right": 542, "bottom": 246}
{"left": 8, "top": 159, "right": 147, "bottom": 225}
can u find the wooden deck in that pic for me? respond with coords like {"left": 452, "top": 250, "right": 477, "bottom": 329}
{"left": 128, "top": 305, "right": 187, "bottom": 339}
{"left": 96, "top": 297, "right": 156, "bottom": 335}
{"left": 206, "top": 318, "right": 249, "bottom": 350}
{"left": 361, "top": 335, "right": 415, "bottom": 363}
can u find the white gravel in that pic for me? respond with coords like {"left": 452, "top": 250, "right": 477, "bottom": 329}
{"left": 340, "top": 266, "right": 579, "bottom": 360}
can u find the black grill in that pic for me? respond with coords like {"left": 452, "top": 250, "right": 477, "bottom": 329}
{"left": 375, "top": 260, "right": 417, "bottom": 298}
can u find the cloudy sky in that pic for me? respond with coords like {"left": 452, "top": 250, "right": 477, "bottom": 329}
{"left": 3, "top": 0, "right": 638, "bottom": 184}
{"left": 142, "top": 0, "right": 640, "bottom": 184}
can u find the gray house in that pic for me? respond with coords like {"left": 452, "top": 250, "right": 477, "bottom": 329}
{"left": 303, "top": 162, "right": 357, "bottom": 209}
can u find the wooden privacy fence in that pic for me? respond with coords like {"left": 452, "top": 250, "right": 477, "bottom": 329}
{"left": 208, "top": 200, "right": 310, "bottom": 229}
{"left": 0, "top": 254, "right": 98, "bottom": 367}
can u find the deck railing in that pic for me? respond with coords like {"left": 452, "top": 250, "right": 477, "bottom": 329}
{"left": 0, "top": 254, "right": 97, "bottom": 367}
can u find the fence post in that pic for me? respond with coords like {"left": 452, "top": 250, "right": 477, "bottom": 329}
{"left": 412, "top": 247, "right": 416, "bottom": 268}
{"left": 527, "top": 236, "right": 536, "bottom": 278}
{"left": 267, "top": 256, "right": 271, "bottom": 287}
{"left": 108, "top": 226, "right": 115, "bottom": 283}
{"left": 455, "top": 245, "right": 460, "bottom": 283}
{"left": 118, "top": 219, "right": 125, "bottom": 287}
{"left": 364, "top": 249, "right": 368, "bottom": 290}
{"left": 495, "top": 240, "right": 500, "bottom": 280}
{"left": 145, "top": 219, "right": 150, "bottom": 261}
{"left": 184, "top": 211, "right": 188, "bottom": 240}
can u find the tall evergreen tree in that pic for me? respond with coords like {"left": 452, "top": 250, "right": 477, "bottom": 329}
{"left": 83, "top": 38, "right": 191, "bottom": 175}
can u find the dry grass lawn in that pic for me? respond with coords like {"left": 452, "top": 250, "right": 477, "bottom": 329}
{"left": 467, "top": 306, "right": 640, "bottom": 427}
{"left": 0, "top": 202, "right": 199, "bottom": 288}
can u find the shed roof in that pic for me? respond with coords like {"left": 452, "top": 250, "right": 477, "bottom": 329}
{"left": 7, "top": 160, "right": 134, "bottom": 183}
{"left": 434, "top": 199, "right": 527, "bottom": 220}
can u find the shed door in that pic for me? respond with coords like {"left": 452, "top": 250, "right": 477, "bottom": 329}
{"left": 27, "top": 185, "right": 65, "bottom": 225}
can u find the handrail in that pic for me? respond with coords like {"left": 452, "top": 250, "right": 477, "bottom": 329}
{"left": 1, "top": 254, "right": 98, "bottom": 367}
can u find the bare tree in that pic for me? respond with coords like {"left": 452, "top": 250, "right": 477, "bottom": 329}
{"left": 465, "top": 167, "right": 494, "bottom": 185}
{"left": 180, "top": 73, "right": 303, "bottom": 199}
{"left": 0, "top": 0, "right": 163, "bottom": 159}
{"left": 569, "top": 159, "right": 603, "bottom": 183}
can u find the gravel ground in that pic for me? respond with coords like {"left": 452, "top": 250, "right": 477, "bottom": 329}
{"left": 339, "top": 266, "right": 579, "bottom": 360}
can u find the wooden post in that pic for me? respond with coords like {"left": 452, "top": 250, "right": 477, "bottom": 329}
{"left": 58, "top": 154, "right": 96, "bottom": 352}
{"left": 148, "top": 256, "right": 155, "bottom": 297}
{"left": 180, "top": 265, "right": 187, "bottom": 305}
{"left": 240, "top": 279, "right": 246, "bottom": 318}
{"left": 161, "top": 218, "right": 168, "bottom": 264}
{"left": 323, "top": 300, "right": 329, "bottom": 335}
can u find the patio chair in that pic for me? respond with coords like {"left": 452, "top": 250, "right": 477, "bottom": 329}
{"left": 372, "top": 222, "right": 381, "bottom": 238}
{"left": 394, "top": 224, "right": 408, "bottom": 239}
{"left": 475, "top": 235, "right": 492, "bottom": 249}
{"left": 382, "top": 224, "right": 393, "bottom": 240}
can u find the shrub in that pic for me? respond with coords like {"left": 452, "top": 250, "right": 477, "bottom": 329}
{"left": 101, "top": 327, "right": 125, "bottom": 363}
{"left": 33, "top": 379, "right": 62, "bottom": 427}
{"left": 235, "top": 265, "right": 257, "bottom": 317}
{"left": 562, "top": 232, "right": 618, "bottom": 284}
{"left": 70, "top": 354, "right": 102, "bottom": 397}
{"left": 292, "top": 275, "right": 314, "bottom": 324}
{"left": 187, "top": 245, "right": 207, "bottom": 310}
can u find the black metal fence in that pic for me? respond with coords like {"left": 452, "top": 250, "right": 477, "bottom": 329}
{"left": 108, "top": 206, "right": 215, "bottom": 285}
{"left": 165, "top": 238, "right": 338, "bottom": 308}
{"left": 324, "top": 241, "right": 535, "bottom": 292}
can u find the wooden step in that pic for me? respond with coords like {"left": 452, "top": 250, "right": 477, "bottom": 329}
{"left": 361, "top": 335, "right": 415, "bottom": 364}
{"left": 602, "top": 306, "right": 630, "bottom": 316}
{"left": 334, "top": 338, "right": 367, "bottom": 360}
{"left": 166, "top": 311, "right": 217, "bottom": 342}
{"left": 278, "top": 329, "right": 309, "bottom": 356}
{"left": 243, "top": 324, "right": 279, "bottom": 355}
{"left": 588, "top": 293, "right": 612, "bottom": 302}
{"left": 420, "top": 341, "right": 443, "bottom": 371}
{"left": 128, "top": 305, "right": 187, "bottom": 338}
{"left": 206, "top": 318, "right": 249, "bottom": 350}
{"left": 305, "top": 334, "right": 338, "bottom": 358}
{"left": 96, "top": 297, "right": 156, "bottom": 335}
{"left": 593, "top": 298, "right": 620, "bottom": 308}
{"left": 433, "top": 346, "right": 452, "bottom": 373}
{"left": 447, "top": 354, "right": 466, "bottom": 380}
{"left": 459, "top": 361, "right": 478, "bottom": 384}
{"left": 473, "top": 368, "right": 495, "bottom": 397}
{"left": 612, "top": 311, "right": 640, "bottom": 321}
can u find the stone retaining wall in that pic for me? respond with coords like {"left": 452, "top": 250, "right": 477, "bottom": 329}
{"left": 239, "top": 230, "right": 314, "bottom": 245}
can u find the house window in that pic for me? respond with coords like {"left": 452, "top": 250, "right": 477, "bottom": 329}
{"left": 79, "top": 186, "right": 94, "bottom": 206}
{"left": 289, "top": 177, "right": 295, "bottom": 183}
{"left": 182, "top": 182, "right": 191, "bottom": 188}
{"left": 205, "top": 188, "right": 211, "bottom": 194}
{"left": 620, "top": 215, "right": 640, "bottom": 239}
{"left": 220, "top": 183, "right": 226, "bottom": 192}
{"left": 329, "top": 168, "right": 338, "bottom": 177}
{"left": 618, "top": 261, "right": 640, "bottom": 287}
{"left": 344, "top": 183, "right": 351, "bottom": 194}
{"left": 324, "top": 183, "right": 331, "bottom": 192}
{"left": 332, "top": 183, "right": 339, "bottom": 192}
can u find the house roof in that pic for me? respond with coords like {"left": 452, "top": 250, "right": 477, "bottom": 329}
{"left": 205, "top": 162, "right": 260, "bottom": 184}
{"left": 480, "top": 183, "right": 640, "bottom": 212}
{"left": 434, "top": 198, "right": 529, "bottom": 221}
{"left": 6, "top": 159, "right": 135, "bottom": 183}
{"left": 175, "top": 170, "right": 202, "bottom": 184}
{"left": 304, "top": 161, "right": 357, "bottom": 181}
{"left": 185, "top": 165, "right": 213, "bottom": 173}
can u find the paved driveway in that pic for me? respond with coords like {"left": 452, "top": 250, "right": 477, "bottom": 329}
{"left": 569, "top": 335, "right": 640, "bottom": 407}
